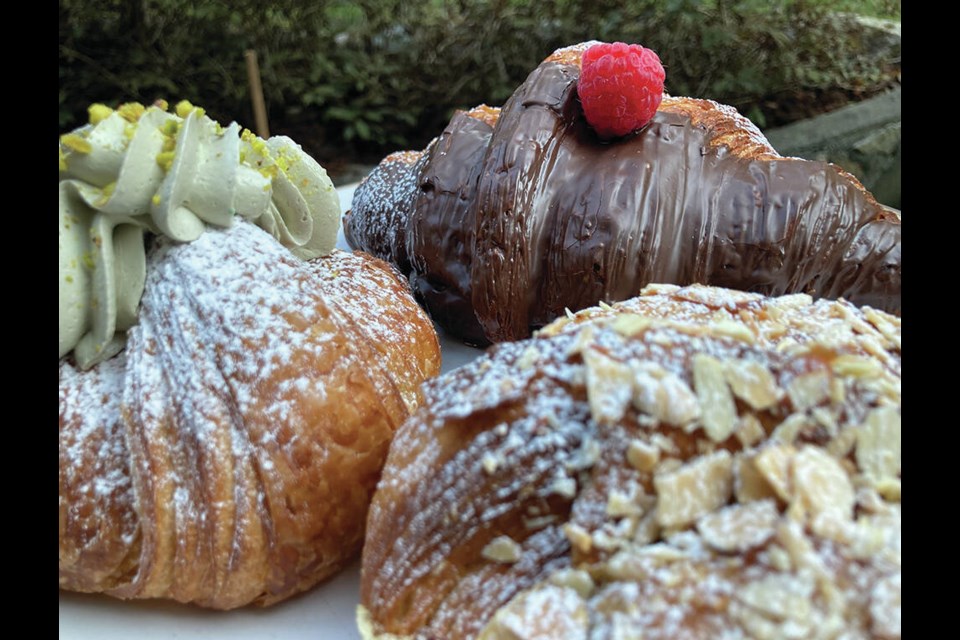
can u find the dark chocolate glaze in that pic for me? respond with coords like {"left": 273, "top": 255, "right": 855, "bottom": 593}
{"left": 408, "top": 112, "right": 493, "bottom": 345}
{"left": 348, "top": 59, "right": 901, "bottom": 344}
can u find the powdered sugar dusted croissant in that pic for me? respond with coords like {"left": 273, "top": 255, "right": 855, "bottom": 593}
{"left": 59, "top": 221, "right": 441, "bottom": 608}
{"left": 359, "top": 284, "right": 900, "bottom": 639}
{"left": 345, "top": 43, "right": 901, "bottom": 345}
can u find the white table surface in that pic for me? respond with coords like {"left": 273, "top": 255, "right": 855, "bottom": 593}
{"left": 59, "top": 183, "right": 483, "bottom": 639}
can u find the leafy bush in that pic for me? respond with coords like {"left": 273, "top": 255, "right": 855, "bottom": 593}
{"left": 60, "top": 0, "right": 900, "bottom": 160}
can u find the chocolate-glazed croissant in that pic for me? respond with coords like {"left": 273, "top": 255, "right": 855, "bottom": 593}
{"left": 345, "top": 43, "right": 901, "bottom": 345}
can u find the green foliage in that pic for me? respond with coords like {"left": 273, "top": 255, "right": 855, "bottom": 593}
{"left": 60, "top": 0, "right": 901, "bottom": 157}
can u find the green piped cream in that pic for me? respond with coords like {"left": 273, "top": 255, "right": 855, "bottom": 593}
{"left": 59, "top": 102, "right": 341, "bottom": 369}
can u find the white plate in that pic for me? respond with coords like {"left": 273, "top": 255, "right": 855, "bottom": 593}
{"left": 59, "top": 184, "right": 483, "bottom": 639}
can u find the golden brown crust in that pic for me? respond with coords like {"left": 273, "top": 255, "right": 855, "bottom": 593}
{"left": 544, "top": 41, "right": 594, "bottom": 66}
{"left": 382, "top": 150, "right": 424, "bottom": 167}
{"left": 360, "top": 284, "right": 900, "bottom": 638}
{"left": 462, "top": 104, "right": 501, "bottom": 128}
{"left": 59, "top": 222, "right": 441, "bottom": 609}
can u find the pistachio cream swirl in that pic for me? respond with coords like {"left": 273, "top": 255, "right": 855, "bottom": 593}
{"left": 59, "top": 101, "right": 341, "bottom": 369}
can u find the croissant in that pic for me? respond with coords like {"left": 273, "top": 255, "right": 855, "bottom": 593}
{"left": 345, "top": 43, "right": 901, "bottom": 345}
{"left": 359, "top": 284, "right": 901, "bottom": 639}
{"left": 59, "top": 220, "right": 441, "bottom": 608}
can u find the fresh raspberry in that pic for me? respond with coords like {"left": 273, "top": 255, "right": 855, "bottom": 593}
{"left": 578, "top": 42, "right": 665, "bottom": 139}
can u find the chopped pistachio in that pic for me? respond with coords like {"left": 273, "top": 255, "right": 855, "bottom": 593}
{"left": 117, "top": 102, "right": 146, "bottom": 122}
{"left": 175, "top": 99, "right": 205, "bottom": 119}
{"left": 87, "top": 103, "right": 113, "bottom": 125}
{"left": 156, "top": 151, "right": 176, "bottom": 172}
{"left": 60, "top": 133, "right": 92, "bottom": 154}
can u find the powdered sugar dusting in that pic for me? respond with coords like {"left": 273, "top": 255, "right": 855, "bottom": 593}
{"left": 344, "top": 150, "right": 427, "bottom": 272}
{"left": 60, "top": 220, "right": 440, "bottom": 607}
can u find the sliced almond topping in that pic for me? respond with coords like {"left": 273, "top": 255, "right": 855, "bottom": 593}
{"left": 641, "top": 283, "right": 681, "bottom": 295}
{"left": 697, "top": 499, "right": 779, "bottom": 553}
{"left": 864, "top": 308, "right": 901, "bottom": 351}
{"left": 753, "top": 444, "right": 797, "bottom": 502}
{"left": 769, "top": 413, "right": 810, "bottom": 444}
{"left": 811, "top": 406, "right": 838, "bottom": 435}
{"left": 481, "top": 535, "right": 523, "bottom": 563}
{"left": 859, "top": 334, "right": 890, "bottom": 364}
{"left": 633, "top": 542, "right": 688, "bottom": 563}
{"left": 735, "top": 414, "right": 766, "bottom": 447}
{"left": 548, "top": 569, "right": 596, "bottom": 598}
{"left": 650, "top": 433, "right": 679, "bottom": 456}
{"left": 737, "top": 573, "right": 814, "bottom": 621}
{"left": 631, "top": 362, "right": 701, "bottom": 426}
{"left": 708, "top": 320, "right": 755, "bottom": 344}
{"left": 481, "top": 452, "right": 501, "bottom": 475}
{"left": 769, "top": 293, "right": 813, "bottom": 312}
{"left": 626, "top": 439, "right": 660, "bottom": 473}
{"left": 654, "top": 450, "right": 733, "bottom": 527}
{"left": 566, "top": 324, "right": 596, "bottom": 358}
{"left": 724, "top": 359, "right": 782, "bottom": 411}
{"left": 776, "top": 337, "right": 800, "bottom": 355}
{"left": 786, "top": 369, "right": 831, "bottom": 411}
{"left": 826, "top": 426, "right": 858, "bottom": 458}
{"left": 583, "top": 347, "right": 633, "bottom": 425}
{"left": 537, "top": 315, "right": 569, "bottom": 338}
{"left": 564, "top": 523, "right": 593, "bottom": 553}
{"left": 696, "top": 438, "right": 717, "bottom": 454}
{"left": 876, "top": 478, "right": 901, "bottom": 502}
{"left": 632, "top": 509, "right": 661, "bottom": 545}
{"left": 766, "top": 544, "right": 792, "bottom": 572}
{"left": 763, "top": 322, "right": 789, "bottom": 340}
{"left": 856, "top": 406, "right": 901, "bottom": 487}
{"left": 863, "top": 376, "right": 901, "bottom": 403}
{"left": 692, "top": 354, "right": 738, "bottom": 442}
{"left": 611, "top": 313, "right": 653, "bottom": 337}
{"left": 591, "top": 529, "right": 620, "bottom": 551}
{"left": 810, "top": 320, "right": 856, "bottom": 351}
{"left": 735, "top": 453, "right": 779, "bottom": 503}
{"left": 829, "top": 376, "right": 846, "bottom": 405}
{"left": 856, "top": 486, "right": 891, "bottom": 514}
{"left": 547, "top": 477, "right": 577, "bottom": 499}
{"left": 831, "top": 354, "right": 883, "bottom": 379}
{"left": 606, "top": 485, "right": 645, "bottom": 518}
{"left": 604, "top": 550, "right": 648, "bottom": 582}
{"left": 792, "top": 446, "right": 854, "bottom": 540}
{"left": 835, "top": 299, "right": 876, "bottom": 333}
{"left": 680, "top": 284, "right": 762, "bottom": 308}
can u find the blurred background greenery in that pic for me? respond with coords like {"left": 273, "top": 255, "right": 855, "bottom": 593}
{"left": 59, "top": 0, "right": 901, "bottom": 178}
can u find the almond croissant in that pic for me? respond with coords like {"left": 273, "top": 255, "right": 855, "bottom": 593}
{"left": 359, "top": 284, "right": 901, "bottom": 639}
{"left": 59, "top": 221, "right": 441, "bottom": 608}
{"left": 345, "top": 43, "right": 901, "bottom": 345}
